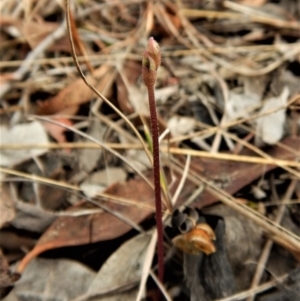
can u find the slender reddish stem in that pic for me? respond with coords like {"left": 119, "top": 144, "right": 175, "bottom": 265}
{"left": 147, "top": 84, "right": 164, "bottom": 284}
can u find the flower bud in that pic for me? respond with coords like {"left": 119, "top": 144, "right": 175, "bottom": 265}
{"left": 142, "top": 37, "right": 161, "bottom": 87}
{"left": 145, "top": 37, "right": 161, "bottom": 71}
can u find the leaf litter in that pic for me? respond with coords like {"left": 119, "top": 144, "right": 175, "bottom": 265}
{"left": 0, "top": 121, "right": 49, "bottom": 167}
{"left": 0, "top": 0, "right": 300, "bottom": 300}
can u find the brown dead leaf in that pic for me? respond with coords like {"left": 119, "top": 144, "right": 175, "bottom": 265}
{"left": 15, "top": 137, "right": 299, "bottom": 273}
{"left": 12, "top": 17, "right": 69, "bottom": 53}
{"left": 80, "top": 167, "right": 127, "bottom": 198}
{"left": 37, "top": 65, "right": 114, "bottom": 115}
{"left": 77, "top": 120, "right": 107, "bottom": 174}
{"left": 10, "top": 202, "right": 56, "bottom": 234}
{"left": 42, "top": 117, "right": 73, "bottom": 152}
{"left": 16, "top": 172, "right": 156, "bottom": 274}
{"left": 3, "top": 258, "right": 94, "bottom": 299}
{"left": 188, "top": 137, "right": 300, "bottom": 208}
{"left": 19, "top": 20, "right": 59, "bottom": 49}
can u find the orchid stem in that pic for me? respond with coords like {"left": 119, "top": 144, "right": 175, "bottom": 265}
{"left": 146, "top": 84, "right": 164, "bottom": 284}
{"left": 142, "top": 37, "right": 164, "bottom": 285}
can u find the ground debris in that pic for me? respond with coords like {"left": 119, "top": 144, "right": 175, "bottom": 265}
{"left": 0, "top": 0, "right": 299, "bottom": 300}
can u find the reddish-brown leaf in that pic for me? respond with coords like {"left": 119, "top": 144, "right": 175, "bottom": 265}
{"left": 188, "top": 137, "right": 300, "bottom": 208}
{"left": 16, "top": 172, "right": 155, "bottom": 273}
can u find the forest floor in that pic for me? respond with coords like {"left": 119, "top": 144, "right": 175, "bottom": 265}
{"left": 0, "top": 1, "right": 300, "bottom": 300}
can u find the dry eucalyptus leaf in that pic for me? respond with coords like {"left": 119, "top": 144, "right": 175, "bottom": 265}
{"left": 3, "top": 258, "right": 95, "bottom": 301}
{"left": 80, "top": 167, "right": 127, "bottom": 198}
{"left": 155, "top": 85, "right": 179, "bottom": 104}
{"left": 10, "top": 201, "right": 56, "bottom": 233}
{"left": 226, "top": 91, "right": 261, "bottom": 121}
{"left": 126, "top": 85, "right": 149, "bottom": 116}
{"left": 282, "top": 70, "right": 300, "bottom": 96}
{"left": 77, "top": 120, "right": 107, "bottom": 174}
{"left": 19, "top": 20, "right": 58, "bottom": 49}
{"left": 86, "top": 233, "right": 151, "bottom": 301}
{"left": 119, "top": 135, "right": 151, "bottom": 173}
{"left": 255, "top": 86, "right": 289, "bottom": 145}
{"left": 38, "top": 65, "right": 113, "bottom": 115}
{"left": 124, "top": 149, "right": 151, "bottom": 173}
{"left": 42, "top": 117, "right": 73, "bottom": 145}
{"left": 0, "top": 121, "right": 49, "bottom": 167}
{"left": 168, "top": 116, "right": 196, "bottom": 137}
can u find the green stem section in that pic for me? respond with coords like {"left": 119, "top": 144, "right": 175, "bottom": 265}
{"left": 147, "top": 84, "right": 164, "bottom": 284}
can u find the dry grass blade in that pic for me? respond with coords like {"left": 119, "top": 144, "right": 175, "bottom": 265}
{"left": 64, "top": 0, "right": 152, "bottom": 164}
{"left": 182, "top": 7, "right": 300, "bottom": 30}
{"left": 1, "top": 143, "right": 298, "bottom": 167}
{"left": 1, "top": 43, "right": 298, "bottom": 69}
{"left": 171, "top": 154, "right": 191, "bottom": 207}
{"left": 136, "top": 230, "right": 157, "bottom": 301}
{"left": 0, "top": 166, "right": 154, "bottom": 212}
{"left": 205, "top": 46, "right": 300, "bottom": 76}
{"left": 150, "top": 270, "right": 173, "bottom": 301}
{"left": 223, "top": 132, "right": 300, "bottom": 178}
{"left": 30, "top": 115, "right": 153, "bottom": 189}
{"left": 216, "top": 273, "right": 289, "bottom": 301}
{"left": 165, "top": 147, "right": 300, "bottom": 168}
